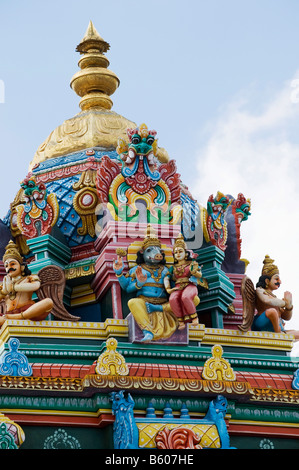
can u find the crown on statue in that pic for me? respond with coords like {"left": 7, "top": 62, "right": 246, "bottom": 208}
{"left": 142, "top": 224, "right": 161, "bottom": 250}
{"left": 262, "top": 255, "right": 279, "bottom": 278}
{"left": 3, "top": 240, "right": 23, "bottom": 264}
{"left": 173, "top": 233, "right": 187, "bottom": 250}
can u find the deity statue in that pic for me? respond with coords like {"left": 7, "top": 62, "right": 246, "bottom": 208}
{"left": 164, "top": 234, "right": 202, "bottom": 329}
{"left": 239, "top": 255, "right": 299, "bottom": 339}
{"left": 113, "top": 226, "right": 178, "bottom": 342}
{"left": 0, "top": 241, "right": 53, "bottom": 325}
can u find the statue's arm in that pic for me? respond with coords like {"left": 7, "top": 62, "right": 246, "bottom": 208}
{"left": 0, "top": 286, "right": 5, "bottom": 300}
{"left": 14, "top": 276, "right": 41, "bottom": 293}
{"left": 256, "top": 287, "right": 285, "bottom": 308}
{"left": 113, "top": 262, "right": 139, "bottom": 293}
{"left": 281, "top": 291, "right": 293, "bottom": 320}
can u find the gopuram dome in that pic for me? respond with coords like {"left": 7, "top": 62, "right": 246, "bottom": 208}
{"left": 30, "top": 21, "right": 169, "bottom": 170}
{"left": 5, "top": 22, "right": 174, "bottom": 256}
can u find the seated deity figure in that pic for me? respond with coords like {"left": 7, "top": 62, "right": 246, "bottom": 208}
{"left": 239, "top": 254, "right": 299, "bottom": 340}
{"left": 164, "top": 233, "right": 201, "bottom": 329}
{"left": 113, "top": 225, "right": 178, "bottom": 342}
{"left": 0, "top": 241, "right": 53, "bottom": 325}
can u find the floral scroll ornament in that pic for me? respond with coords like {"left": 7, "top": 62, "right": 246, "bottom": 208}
{"left": 202, "top": 344, "right": 236, "bottom": 381}
{"left": 95, "top": 338, "right": 129, "bottom": 376}
{"left": 156, "top": 427, "right": 202, "bottom": 450}
{"left": 43, "top": 428, "right": 81, "bottom": 449}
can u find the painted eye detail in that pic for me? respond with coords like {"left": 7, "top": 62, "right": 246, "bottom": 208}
{"left": 131, "top": 135, "right": 141, "bottom": 145}
{"left": 147, "top": 136, "right": 154, "bottom": 145}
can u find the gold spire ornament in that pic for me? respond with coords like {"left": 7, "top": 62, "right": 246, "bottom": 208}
{"left": 262, "top": 255, "right": 279, "bottom": 277}
{"left": 29, "top": 22, "right": 168, "bottom": 169}
{"left": 70, "top": 20, "right": 120, "bottom": 111}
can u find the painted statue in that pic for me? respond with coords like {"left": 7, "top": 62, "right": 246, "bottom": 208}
{"left": 110, "top": 391, "right": 139, "bottom": 449}
{"left": 164, "top": 233, "right": 202, "bottom": 329}
{"left": 201, "top": 192, "right": 232, "bottom": 251}
{"left": 113, "top": 225, "right": 178, "bottom": 342}
{"left": 97, "top": 123, "right": 182, "bottom": 225}
{"left": 221, "top": 193, "right": 251, "bottom": 274}
{"left": 15, "top": 175, "right": 59, "bottom": 239}
{"left": 0, "top": 241, "right": 53, "bottom": 326}
{"left": 239, "top": 255, "right": 299, "bottom": 339}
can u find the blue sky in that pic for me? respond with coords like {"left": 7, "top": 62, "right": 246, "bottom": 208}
{"left": 1, "top": 0, "right": 299, "bottom": 346}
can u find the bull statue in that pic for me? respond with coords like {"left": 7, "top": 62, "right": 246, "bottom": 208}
{"left": 113, "top": 225, "right": 178, "bottom": 342}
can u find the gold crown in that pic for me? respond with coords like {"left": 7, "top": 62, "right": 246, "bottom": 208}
{"left": 142, "top": 225, "right": 161, "bottom": 250}
{"left": 262, "top": 255, "right": 279, "bottom": 278}
{"left": 3, "top": 240, "right": 23, "bottom": 264}
{"left": 174, "top": 233, "right": 187, "bottom": 250}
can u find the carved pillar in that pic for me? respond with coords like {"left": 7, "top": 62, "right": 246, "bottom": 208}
{"left": 195, "top": 245, "right": 236, "bottom": 328}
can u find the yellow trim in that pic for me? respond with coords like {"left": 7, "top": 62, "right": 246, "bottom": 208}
{"left": 0, "top": 319, "right": 293, "bottom": 352}
{"left": 229, "top": 419, "right": 299, "bottom": 429}
{"left": 190, "top": 325, "right": 294, "bottom": 352}
{"left": 0, "top": 408, "right": 112, "bottom": 418}
{"left": 0, "top": 318, "right": 128, "bottom": 344}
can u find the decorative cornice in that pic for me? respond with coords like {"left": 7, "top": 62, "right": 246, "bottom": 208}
{"left": 192, "top": 325, "right": 294, "bottom": 352}
{"left": 0, "top": 318, "right": 128, "bottom": 344}
{"left": 249, "top": 387, "right": 299, "bottom": 404}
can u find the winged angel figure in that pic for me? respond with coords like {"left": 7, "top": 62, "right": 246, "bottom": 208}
{"left": 238, "top": 255, "right": 299, "bottom": 340}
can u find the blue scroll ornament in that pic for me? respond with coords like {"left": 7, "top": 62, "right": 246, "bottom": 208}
{"left": 0, "top": 338, "right": 32, "bottom": 377}
{"left": 292, "top": 368, "right": 299, "bottom": 390}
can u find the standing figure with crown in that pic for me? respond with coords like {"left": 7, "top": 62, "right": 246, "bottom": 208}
{"left": 113, "top": 226, "right": 178, "bottom": 342}
{"left": 0, "top": 241, "right": 54, "bottom": 326}
{"left": 164, "top": 234, "right": 202, "bottom": 330}
{"left": 239, "top": 255, "right": 299, "bottom": 339}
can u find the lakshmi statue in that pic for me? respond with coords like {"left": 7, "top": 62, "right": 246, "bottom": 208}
{"left": 164, "top": 233, "right": 202, "bottom": 329}
{"left": 113, "top": 225, "right": 178, "bottom": 342}
{"left": 239, "top": 254, "right": 299, "bottom": 339}
{"left": 0, "top": 241, "right": 53, "bottom": 325}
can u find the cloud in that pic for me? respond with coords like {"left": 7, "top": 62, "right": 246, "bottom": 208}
{"left": 191, "top": 74, "right": 299, "bottom": 355}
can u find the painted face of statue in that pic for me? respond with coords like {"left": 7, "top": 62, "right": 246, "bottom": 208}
{"left": 4, "top": 258, "right": 22, "bottom": 278}
{"left": 142, "top": 246, "right": 164, "bottom": 265}
{"left": 266, "top": 273, "right": 281, "bottom": 291}
{"left": 174, "top": 246, "right": 186, "bottom": 262}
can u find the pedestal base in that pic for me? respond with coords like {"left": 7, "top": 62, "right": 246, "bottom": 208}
{"left": 127, "top": 313, "right": 189, "bottom": 345}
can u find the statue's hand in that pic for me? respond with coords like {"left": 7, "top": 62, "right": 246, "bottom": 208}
{"left": 113, "top": 257, "right": 123, "bottom": 273}
{"left": 283, "top": 291, "right": 293, "bottom": 309}
{"left": 2, "top": 276, "right": 13, "bottom": 295}
{"left": 190, "top": 261, "right": 203, "bottom": 277}
{"left": 135, "top": 266, "right": 147, "bottom": 284}
{"left": 166, "top": 287, "right": 178, "bottom": 294}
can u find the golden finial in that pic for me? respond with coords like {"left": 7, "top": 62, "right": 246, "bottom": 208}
{"left": 70, "top": 21, "right": 120, "bottom": 111}
{"left": 76, "top": 20, "right": 110, "bottom": 54}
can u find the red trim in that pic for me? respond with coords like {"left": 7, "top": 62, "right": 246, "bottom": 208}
{"left": 30, "top": 363, "right": 295, "bottom": 392}
{"left": 229, "top": 423, "right": 299, "bottom": 438}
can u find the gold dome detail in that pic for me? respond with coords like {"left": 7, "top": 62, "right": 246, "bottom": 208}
{"left": 29, "top": 22, "right": 169, "bottom": 170}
